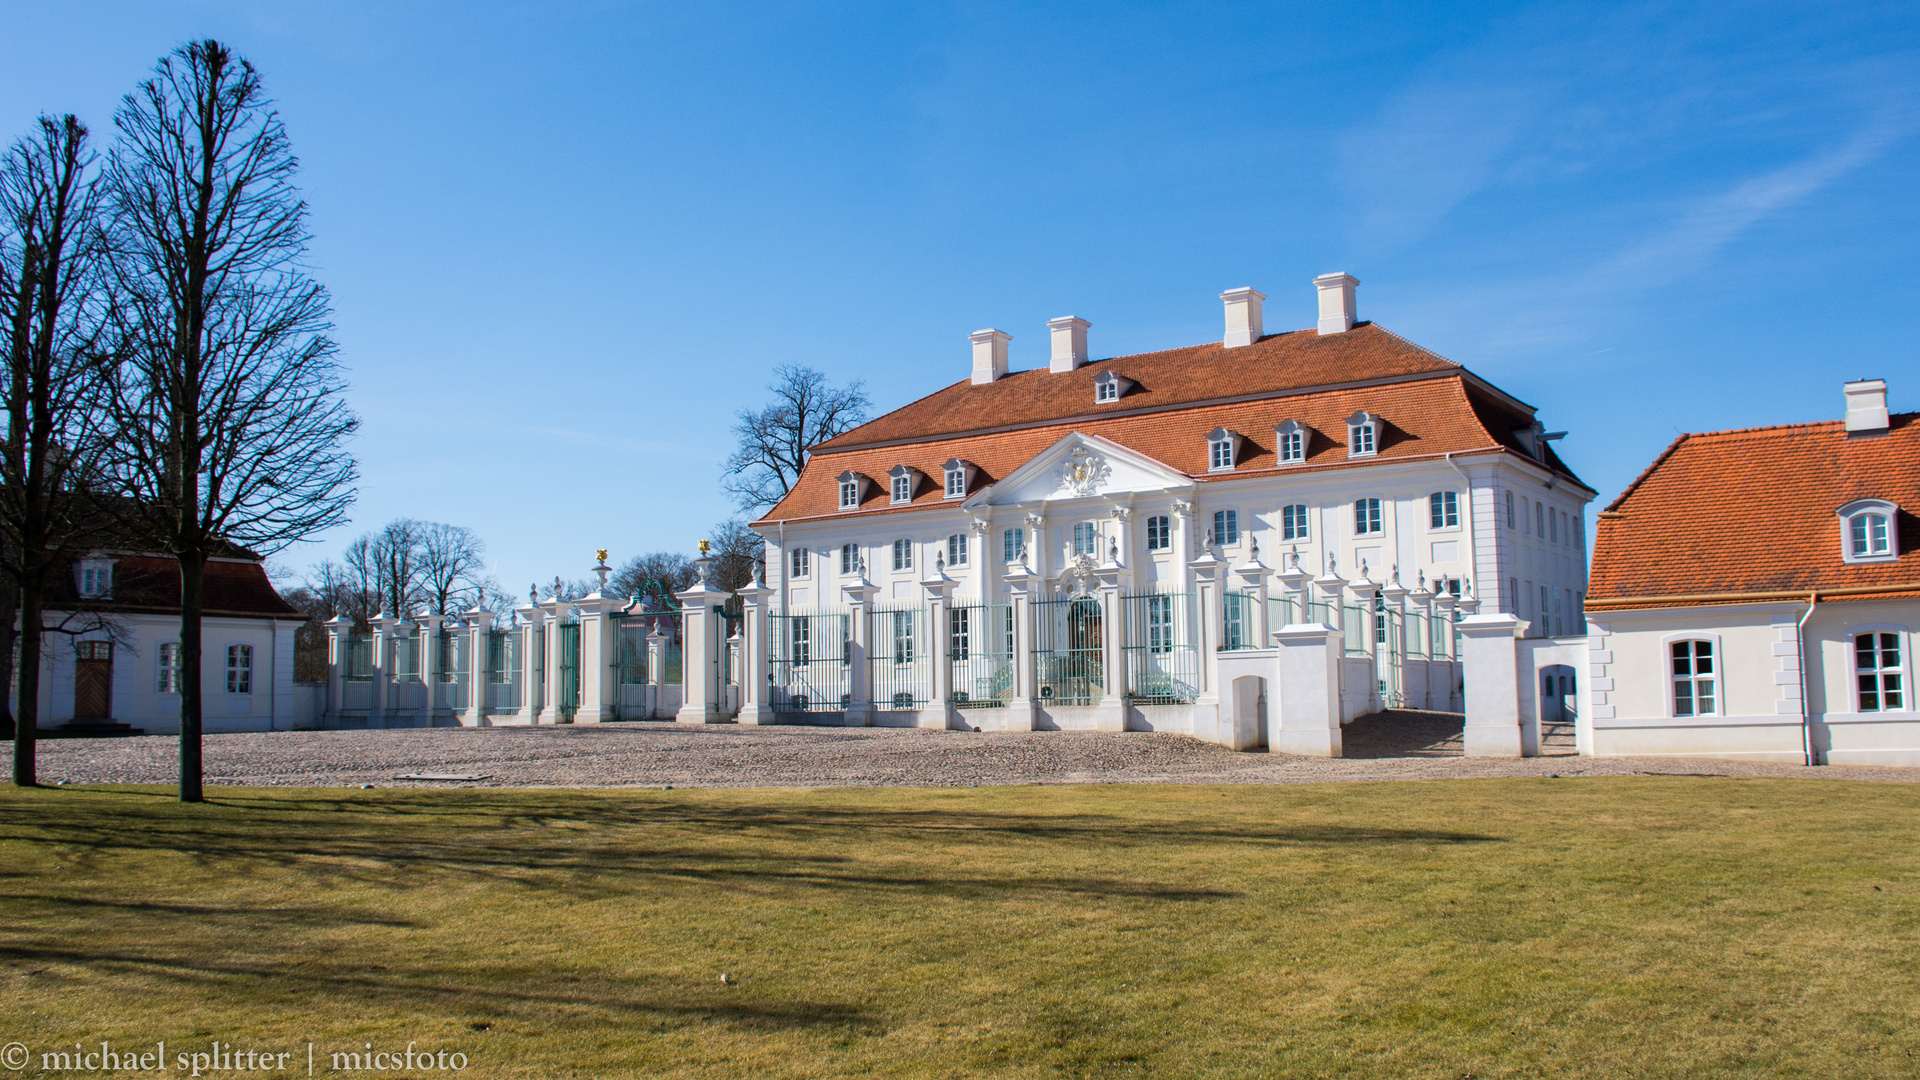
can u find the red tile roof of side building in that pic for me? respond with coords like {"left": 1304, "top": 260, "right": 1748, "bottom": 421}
{"left": 51, "top": 554, "right": 300, "bottom": 619}
{"left": 757, "top": 324, "right": 1589, "bottom": 525}
{"left": 1587, "top": 413, "right": 1920, "bottom": 608}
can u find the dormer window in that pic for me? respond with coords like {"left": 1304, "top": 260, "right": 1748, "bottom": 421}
{"left": 1839, "top": 499, "right": 1900, "bottom": 564}
{"left": 1346, "top": 411, "right": 1379, "bottom": 458}
{"left": 1274, "top": 420, "right": 1308, "bottom": 464}
{"left": 886, "top": 465, "right": 923, "bottom": 505}
{"left": 1205, "top": 427, "right": 1242, "bottom": 472}
{"left": 835, "top": 471, "right": 868, "bottom": 511}
{"left": 942, "top": 458, "right": 975, "bottom": 500}
{"left": 1092, "top": 370, "right": 1133, "bottom": 405}
{"left": 77, "top": 558, "right": 114, "bottom": 599}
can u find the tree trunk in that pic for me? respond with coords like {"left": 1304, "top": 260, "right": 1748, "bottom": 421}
{"left": 0, "top": 576, "right": 16, "bottom": 740}
{"left": 12, "top": 562, "right": 40, "bottom": 787}
{"left": 178, "top": 553, "right": 205, "bottom": 802}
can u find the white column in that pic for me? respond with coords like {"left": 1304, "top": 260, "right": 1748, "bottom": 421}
{"left": 1094, "top": 563, "right": 1127, "bottom": 731}
{"left": 416, "top": 612, "right": 444, "bottom": 724}
{"left": 1347, "top": 573, "right": 1381, "bottom": 714}
{"left": 842, "top": 573, "right": 879, "bottom": 726}
{"left": 735, "top": 574, "right": 775, "bottom": 725}
{"left": 370, "top": 612, "right": 399, "bottom": 728}
{"left": 325, "top": 615, "right": 350, "bottom": 723}
{"left": 1109, "top": 505, "right": 1133, "bottom": 592}
{"left": 920, "top": 563, "right": 956, "bottom": 730}
{"left": 573, "top": 595, "right": 623, "bottom": 724}
{"left": 541, "top": 598, "right": 569, "bottom": 722}
{"left": 969, "top": 516, "right": 992, "bottom": 604}
{"left": 465, "top": 609, "right": 494, "bottom": 726}
{"left": 1233, "top": 546, "right": 1272, "bottom": 647}
{"left": 1272, "top": 623, "right": 1343, "bottom": 756}
{"left": 1459, "top": 612, "right": 1526, "bottom": 757}
{"left": 516, "top": 606, "right": 545, "bottom": 722}
{"left": 1171, "top": 498, "right": 1194, "bottom": 595}
{"left": 674, "top": 555, "right": 734, "bottom": 724}
{"left": 1002, "top": 561, "right": 1037, "bottom": 730}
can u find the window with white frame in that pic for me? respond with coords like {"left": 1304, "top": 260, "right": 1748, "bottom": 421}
{"left": 1206, "top": 427, "right": 1239, "bottom": 471}
{"left": 1505, "top": 490, "right": 1514, "bottom": 529}
{"left": 1145, "top": 515, "right": 1171, "bottom": 551}
{"left": 1002, "top": 527, "right": 1025, "bottom": 563}
{"left": 1281, "top": 503, "right": 1309, "bottom": 541}
{"left": 1535, "top": 502, "right": 1545, "bottom": 537}
{"left": 1840, "top": 500, "right": 1899, "bottom": 563}
{"left": 790, "top": 618, "right": 811, "bottom": 665}
{"left": 945, "top": 468, "right": 966, "bottom": 498}
{"left": 1146, "top": 594, "right": 1174, "bottom": 654}
{"left": 789, "top": 547, "right": 810, "bottom": 579}
{"left": 1095, "top": 379, "right": 1118, "bottom": 403}
{"left": 840, "top": 542, "right": 857, "bottom": 575}
{"left": 1670, "top": 640, "right": 1716, "bottom": 716}
{"left": 947, "top": 533, "right": 968, "bottom": 566}
{"left": 1346, "top": 411, "right": 1379, "bottom": 457}
{"left": 227, "top": 644, "right": 253, "bottom": 695}
{"left": 157, "top": 642, "right": 181, "bottom": 693}
{"left": 891, "top": 610, "right": 915, "bottom": 664}
{"left": 1212, "top": 509, "right": 1239, "bottom": 546}
{"left": 1540, "top": 586, "right": 1550, "bottom": 633}
{"left": 1072, "top": 521, "right": 1098, "bottom": 557}
{"left": 1353, "top": 497, "right": 1382, "bottom": 536}
{"left": 1550, "top": 508, "right": 1559, "bottom": 543}
{"left": 891, "top": 539, "right": 913, "bottom": 572}
{"left": 837, "top": 474, "right": 863, "bottom": 510}
{"left": 78, "top": 562, "right": 113, "bottom": 598}
{"left": 890, "top": 473, "right": 913, "bottom": 504}
{"left": 1275, "top": 420, "right": 1307, "bottom": 464}
{"left": 1429, "top": 491, "right": 1459, "bottom": 529}
{"left": 949, "top": 607, "right": 971, "bottom": 660}
{"left": 1855, "top": 632, "right": 1904, "bottom": 712}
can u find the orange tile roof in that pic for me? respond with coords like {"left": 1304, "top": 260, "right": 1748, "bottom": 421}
{"left": 815, "top": 322, "right": 1471, "bottom": 451}
{"left": 1587, "top": 414, "right": 1920, "bottom": 607}
{"left": 757, "top": 366, "right": 1583, "bottom": 524}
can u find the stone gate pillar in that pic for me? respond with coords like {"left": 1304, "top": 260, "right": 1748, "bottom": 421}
{"left": 370, "top": 612, "right": 400, "bottom": 728}
{"left": 842, "top": 569, "right": 879, "bottom": 727}
{"left": 919, "top": 561, "right": 956, "bottom": 730}
{"left": 734, "top": 572, "right": 775, "bottom": 725}
{"left": 1272, "top": 622, "right": 1343, "bottom": 757}
{"left": 574, "top": 595, "right": 623, "bottom": 724}
{"left": 1460, "top": 612, "right": 1526, "bottom": 757}
{"left": 1002, "top": 560, "right": 1037, "bottom": 730}
{"left": 325, "top": 614, "right": 350, "bottom": 724}
{"left": 674, "top": 555, "right": 734, "bottom": 724}
{"left": 464, "top": 609, "right": 495, "bottom": 726}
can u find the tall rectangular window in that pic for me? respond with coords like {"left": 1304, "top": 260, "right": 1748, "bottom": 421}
{"left": 1550, "top": 508, "right": 1559, "bottom": 543}
{"left": 157, "top": 642, "right": 180, "bottom": 694}
{"left": 789, "top": 547, "right": 809, "bottom": 579}
{"left": 1856, "top": 633, "right": 1904, "bottom": 711}
{"left": 1279, "top": 430, "right": 1304, "bottom": 462}
{"left": 839, "top": 480, "right": 859, "bottom": 509}
{"left": 227, "top": 644, "right": 253, "bottom": 694}
{"left": 949, "top": 608, "right": 971, "bottom": 660}
{"left": 1002, "top": 528, "right": 1025, "bottom": 563}
{"left": 1146, "top": 594, "right": 1174, "bottom": 654}
{"left": 1671, "top": 640, "right": 1716, "bottom": 716}
{"left": 892, "top": 539, "right": 913, "bottom": 571}
{"left": 945, "top": 468, "right": 966, "bottom": 498}
{"left": 947, "top": 533, "right": 968, "bottom": 566}
{"left": 1353, "top": 498, "right": 1382, "bottom": 535}
{"left": 791, "top": 618, "right": 811, "bottom": 665}
{"left": 1212, "top": 509, "right": 1238, "bottom": 546}
{"left": 892, "top": 611, "right": 915, "bottom": 664}
{"left": 1429, "top": 491, "right": 1459, "bottom": 529}
{"left": 1281, "top": 504, "right": 1309, "bottom": 541}
{"left": 1145, "top": 515, "right": 1171, "bottom": 551}
{"left": 891, "top": 475, "right": 912, "bottom": 503}
{"left": 1209, "top": 438, "right": 1235, "bottom": 470}
{"left": 840, "top": 543, "right": 857, "bottom": 575}
{"left": 1505, "top": 490, "right": 1514, "bottom": 529}
{"left": 1536, "top": 502, "right": 1545, "bottom": 536}
{"left": 1072, "top": 521, "right": 1098, "bottom": 557}
{"left": 1540, "top": 586, "right": 1550, "bottom": 631}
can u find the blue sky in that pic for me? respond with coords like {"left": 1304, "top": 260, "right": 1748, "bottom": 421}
{"left": 2, "top": 1, "right": 1915, "bottom": 595}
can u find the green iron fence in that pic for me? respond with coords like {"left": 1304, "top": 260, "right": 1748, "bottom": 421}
{"left": 557, "top": 622, "right": 581, "bottom": 722}
{"left": 1034, "top": 595, "right": 1103, "bottom": 706}
{"left": 1122, "top": 591, "right": 1198, "bottom": 705}
{"left": 486, "top": 626, "right": 522, "bottom": 712}
{"left": 949, "top": 603, "right": 1012, "bottom": 709}
{"left": 439, "top": 629, "right": 469, "bottom": 711}
{"left": 870, "top": 603, "right": 931, "bottom": 711}
{"left": 769, "top": 610, "right": 850, "bottom": 712}
{"left": 1221, "top": 590, "right": 1254, "bottom": 651}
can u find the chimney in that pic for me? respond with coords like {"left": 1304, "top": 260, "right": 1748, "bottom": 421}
{"left": 1048, "top": 317, "right": 1090, "bottom": 373}
{"left": 969, "top": 329, "right": 1011, "bottom": 385}
{"left": 1220, "top": 287, "right": 1265, "bottom": 348}
{"left": 1314, "top": 272, "right": 1359, "bottom": 335}
{"left": 1844, "top": 378, "right": 1890, "bottom": 434}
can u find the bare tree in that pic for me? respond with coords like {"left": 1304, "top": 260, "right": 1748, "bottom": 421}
{"left": 610, "top": 551, "right": 695, "bottom": 605}
{"left": 0, "top": 114, "right": 115, "bottom": 787}
{"left": 104, "top": 41, "right": 357, "bottom": 802}
{"left": 722, "top": 364, "right": 869, "bottom": 512}
{"left": 373, "top": 517, "right": 424, "bottom": 615}
{"left": 708, "top": 518, "right": 765, "bottom": 596}
{"left": 418, "top": 521, "right": 487, "bottom": 615}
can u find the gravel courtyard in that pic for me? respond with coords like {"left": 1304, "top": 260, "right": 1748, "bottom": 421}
{"left": 30, "top": 714, "right": 1920, "bottom": 788}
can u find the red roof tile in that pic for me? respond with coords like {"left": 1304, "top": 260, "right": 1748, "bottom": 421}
{"left": 1588, "top": 414, "right": 1920, "bottom": 606}
{"left": 52, "top": 555, "right": 300, "bottom": 619}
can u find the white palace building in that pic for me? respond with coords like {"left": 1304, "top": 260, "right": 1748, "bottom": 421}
{"left": 745, "top": 274, "right": 1596, "bottom": 754}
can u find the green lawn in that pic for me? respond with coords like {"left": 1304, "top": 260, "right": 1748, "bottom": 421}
{"left": 0, "top": 778, "right": 1916, "bottom": 1078}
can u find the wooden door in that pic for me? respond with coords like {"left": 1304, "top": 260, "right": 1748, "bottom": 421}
{"left": 74, "top": 641, "right": 113, "bottom": 720}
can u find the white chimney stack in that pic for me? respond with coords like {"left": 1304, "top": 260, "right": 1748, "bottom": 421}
{"left": 1314, "top": 272, "right": 1359, "bottom": 335}
{"left": 1220, "top": 287, "right": 1265, "bottom": 348}
{"left": 970, "top": 328, "right": 1011, "bottom": 386}
{"left": 1845, "top": 378, "right": 1890, "bottom": 434}
{"left": 1048, "top": 317, "right": 1090, "bottom": 373}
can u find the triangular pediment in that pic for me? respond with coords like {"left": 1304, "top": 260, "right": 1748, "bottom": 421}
{"left": 968, "top": 432, "right": 1192, "bottom": 508}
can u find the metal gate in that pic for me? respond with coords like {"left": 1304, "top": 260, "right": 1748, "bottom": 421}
{"left": 769, "top": 610, "right": 850, "bottom": 712}
{"left": 950, "top": 603, "right": 1012, "bottom": 709}
{"left": 870, "top": 603, "right": 930, "bottom": 711}
{"left": 557, "top": 622, "right": 581, "bottom": 722}
{"left": 1378, "top": 601, "right": 1404, "bottom": 707}
{"left": 1034, "top": 595, "right": 1102, "bottom": 706}
{"left": 1122, "top": 591, "right": 1198, "bottom": 704}
{"left": 614, "top": 605, "right": 681, "bottom": 719}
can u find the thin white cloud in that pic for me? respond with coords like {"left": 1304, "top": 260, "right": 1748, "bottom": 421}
{"left": 1335, "top": 82, "right": 1539, "bottom": 239}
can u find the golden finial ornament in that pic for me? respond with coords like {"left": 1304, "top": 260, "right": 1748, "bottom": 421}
{"left": 595, "top": 549, "right": 608, "bottom": 562}
{"left": 698, "top": 539, "right": 711, "bottom": 555}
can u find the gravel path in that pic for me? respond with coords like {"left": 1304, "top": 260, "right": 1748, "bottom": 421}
{"left": 29, "top": 718, "right": 1920, "bottom": 789}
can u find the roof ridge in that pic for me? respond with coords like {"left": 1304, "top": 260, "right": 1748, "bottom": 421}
{"left": 1603, "top": 432, "right": 1691, "bottom": 513}
{"left": 1363, "top": 322, "right": 1463, "bottom": 369}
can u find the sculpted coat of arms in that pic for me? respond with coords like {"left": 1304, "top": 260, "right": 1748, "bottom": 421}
{"left": 1059, "top": 446, "right": 1109, "bottom": 497}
